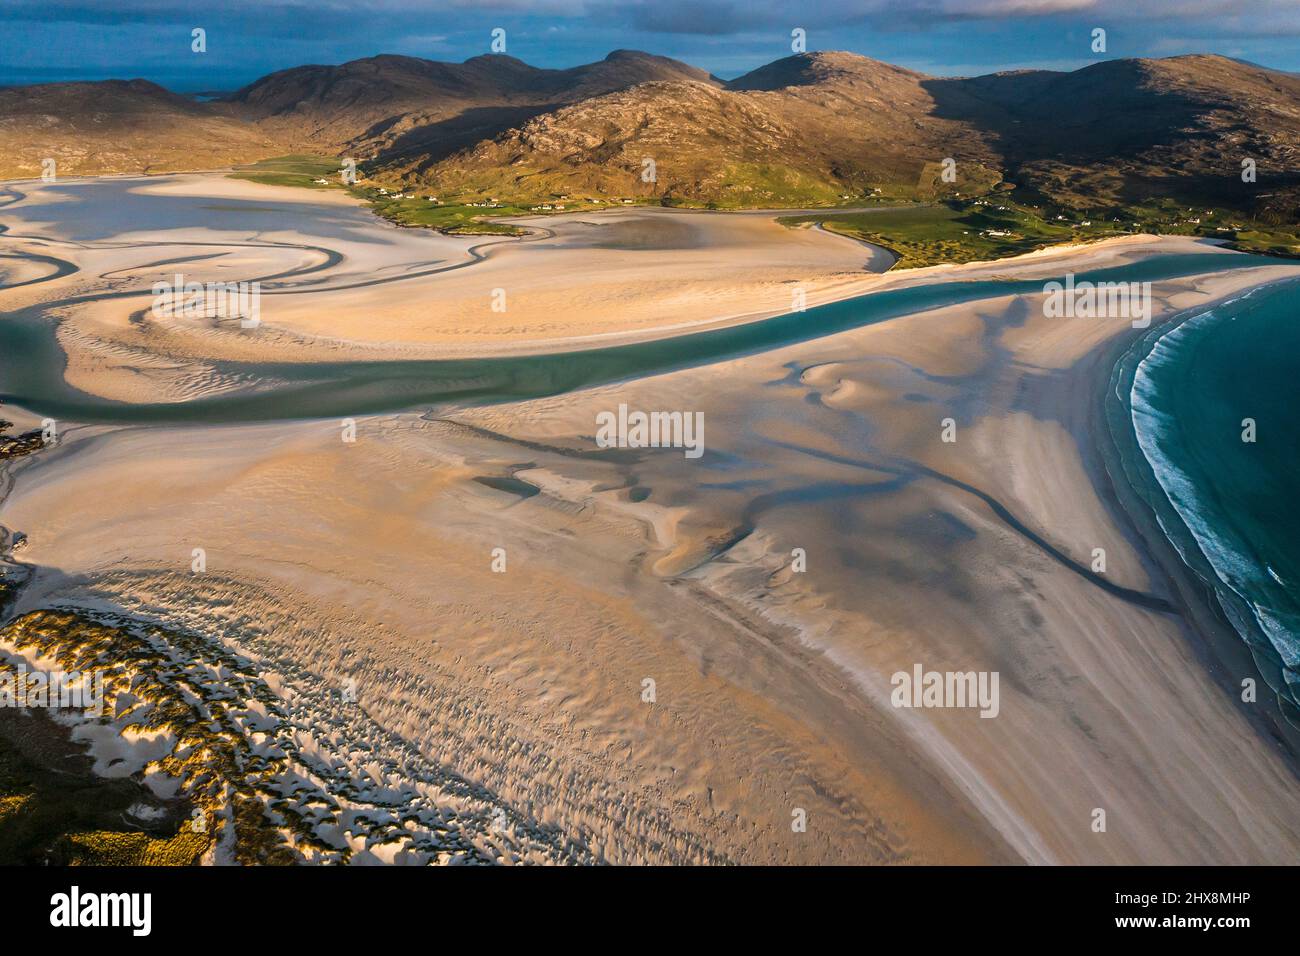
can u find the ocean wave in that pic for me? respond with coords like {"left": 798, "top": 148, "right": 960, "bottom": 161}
{"left": 1129, "top": 288, "right": 1300, "bottom": 690}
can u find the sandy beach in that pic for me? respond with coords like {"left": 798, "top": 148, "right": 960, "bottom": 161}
{"left": 2, "top": 172, "right": 1298, "bottom": 864}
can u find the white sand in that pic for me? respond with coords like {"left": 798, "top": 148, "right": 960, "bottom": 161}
{"left": 3, "top": 172, "right": 1299, "bottom": 863}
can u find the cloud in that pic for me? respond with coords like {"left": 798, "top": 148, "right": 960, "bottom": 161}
{"left": 7, "top": 0, "right": 1299, "bottom": 36}
{"left": 2, "top": 0, "right": 1297, "bottom": 87}
{"left": 586, "top": 0, "right": 1300, "bottom": 45}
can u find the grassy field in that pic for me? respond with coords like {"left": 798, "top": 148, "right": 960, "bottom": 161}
{"left": 782, "top": 201, "right": 1127, "bottom": 269}
{"left": 1230, "top": 228, "right": 1300, "bottom": 257}
{"left": 1118, "top": 198, "right": 1300, "bottom": 258}
{"left": 0, "top": 709, "right": 207, "bottom": 865}
{"left": 229, "top": 154, "right": 1012, "bottom": 240}
{"left": 230, "top": 155, "right": 530, "bottom": 235}
{"left": 783, "top": 196, "right": 1300, "bottom": 269}
{"left": 363, "top": 191, "right": 530, "bottom": 236}
{"left": 233, "top": 156, "right": 1300, "bottom": 262}
{"left": 228, "top": 154, "right": 342, "bottom": 189}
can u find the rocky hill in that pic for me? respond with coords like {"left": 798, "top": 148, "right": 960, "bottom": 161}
{"left": 407, "top": 51, "right": 1300, "bottom": 215}
{"left": 926, "top": 54, "right": 1300, "bottom": 217}
{"left": 221, "top": 49, "right": 717, "bottom": 162}
{"left": 0, "top": 79, "right": 280, "bottom": 179}
{"left": 2, "top": 49, "right": 1296, "bottom": 220}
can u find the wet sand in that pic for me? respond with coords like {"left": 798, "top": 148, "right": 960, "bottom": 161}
{"left": 2, "top": 172, "right": 1299, "bottom": 863}
{"left": 0, "top": 175, "right": 891, "bottom": 407}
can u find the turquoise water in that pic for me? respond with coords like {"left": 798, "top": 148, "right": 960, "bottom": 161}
{"left": 0, "top": 251, "right": 1281, "bottom": 424}
{"left": 1111, "top": 278, "right": 1300, "bottom": 724}
{"left": 3, "top": 238, "right": 1298, "bottom": 718}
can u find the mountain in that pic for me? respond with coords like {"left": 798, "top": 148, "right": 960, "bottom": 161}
{"left": 925, "top": 54, "right": 1300, "bottom": 217}
{"left": 409, "top": 52, "right": 1003, "bottom": 206}
{"left": 221, "top": 50, "right": 716, "bottom": 161}
{"left": 0, "top": 79, "right": 280, "bottom": 179}
{"left": 0, "top": 51, "right": 715, "bottom": 180}
{"left": 1, "top": 50, "right": 1296, "bottom": 221}
{"left": 405, "top": 51, "right": 1300, "bottom": 216}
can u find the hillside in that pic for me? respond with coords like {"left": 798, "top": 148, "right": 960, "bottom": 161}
{"left": 0, "top": 50, "right": 1296, "bottom": 229}
{"left": 926, "top": 54, "right": 1300, "bottom": 218}
{"left": 403, "top": 52, "right": 1300, "bottom": 218}
{"left": 408, "top": 53, "right": 1003, "bottom": 206}
{"left": 0, "top": 51, "right": 715, "bottom": 180}
{"left": 221, "top": 49, "right": 716, "bottom": 161}
{"left": 0, "top": 79, "right": 280, "bottom": 179}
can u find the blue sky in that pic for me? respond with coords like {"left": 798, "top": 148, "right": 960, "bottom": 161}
{"left": 2, "top": 0, "right": 1297, "bottom": 90}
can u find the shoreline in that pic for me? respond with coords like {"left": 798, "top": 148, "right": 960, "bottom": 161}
{"left": 0, "top": 171, "right": 1270, "bottom": 367}
{"left": 1095, "top": 285, "right": 1300, "bottom": 758}
{"left": 0, "top": 171, "right": 1233, "bottom": 332}
{"left": 442, "top": 232, "right": 1186, "bottom": 359}
{"left": 3, "top": 246, "right": 1283, "bottom": 428}
{"left": 5, "top": 272, "right": 1299, "bottom": 863}
{"left": 5, "top": 174, "right": 1300, "bottom": 863}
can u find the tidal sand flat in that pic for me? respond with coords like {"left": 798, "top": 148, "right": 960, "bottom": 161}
{"left": 2, "top": 174, "right": 1299, "bottom": 864}
{"left": 0, "top": 175, "right": 888, "bottom": 407}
